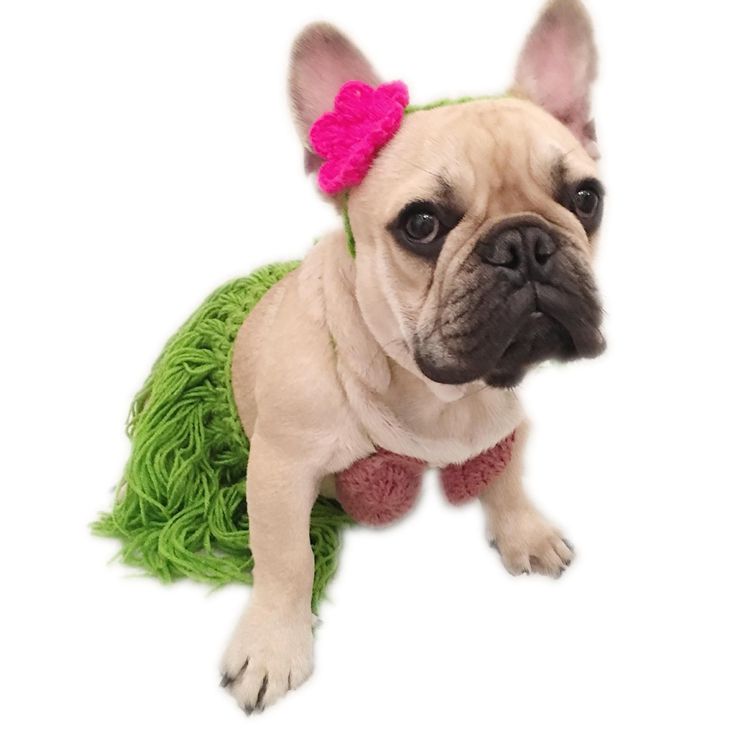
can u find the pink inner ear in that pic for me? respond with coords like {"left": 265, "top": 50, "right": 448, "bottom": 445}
{"left": 296, "top": 54, "right": 381, "bottom": 131}
{"left": 519, "top": 25, "right": 590, "bottom": 119}
{"left": 514, "top": 5, "right": 597, "bottom": 153}
{"left": 290, "top": 27, "right": 381, "bottom": 145}
{"left": 529, "top": 27, "right": 579, "bottom": 113}
{"left": 527, "top": 28, "right": 591, "bottom": 143}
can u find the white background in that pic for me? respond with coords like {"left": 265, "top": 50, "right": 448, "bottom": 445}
{"left": 2, "top": 1, "right": 735, "bottom": 734}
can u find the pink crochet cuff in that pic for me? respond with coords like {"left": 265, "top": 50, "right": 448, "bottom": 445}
{"left": 335, "top": 448, "right": 425, "bottom": 526}
{"left": 440, "top": 432, "right": 516, "bottom": 505}
{"left": 335, "top": 432, "right": 516, "bottom": 526}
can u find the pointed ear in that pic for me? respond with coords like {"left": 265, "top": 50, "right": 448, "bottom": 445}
{"left": 513, "top": 0, "right": 599, "bottom": 157}
{"left": 289, "top": 23, "right": 382, "bottom": 174}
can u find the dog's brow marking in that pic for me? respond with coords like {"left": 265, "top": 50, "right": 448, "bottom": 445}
{"left": 552, "top": 157, "right": 568, "bottom": 196}
{"left": 437, "top": 174, "right": 454, "bottom": 198}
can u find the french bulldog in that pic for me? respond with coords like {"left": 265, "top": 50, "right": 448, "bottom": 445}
{"left": 220, "top": 0, "right": 605, "bottom": 713}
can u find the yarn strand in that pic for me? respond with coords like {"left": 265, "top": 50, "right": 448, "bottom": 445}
{"left": 93, "top": 262, "right": 355, "bottom": 610}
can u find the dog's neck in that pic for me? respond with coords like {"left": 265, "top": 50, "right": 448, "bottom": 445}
{"left": 296, "top": 230, "right": 523, "bottom": 464}
{"left": 304, "top": 230, "right": 480, "bottom": 402}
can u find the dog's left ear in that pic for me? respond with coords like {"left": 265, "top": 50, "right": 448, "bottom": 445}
{"left": 289, "top": 23, "right": 382, "bottom": 176}
{"left": 513, "top": 0, "right": 599, "bottom": 158}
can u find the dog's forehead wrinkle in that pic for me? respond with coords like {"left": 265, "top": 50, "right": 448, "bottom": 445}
{"left": 370, "top": 148, "right": 457, "bottom": 217}
{"left": 437, "top": 172, "right": 454, "bottom": 199}
{"left": 558, "top": 142, "right": 599, "bottom": 183}
{"left": 377, "top": 104, "right": 571, "bottom": 216}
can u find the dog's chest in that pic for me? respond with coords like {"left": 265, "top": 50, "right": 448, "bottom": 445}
{"left": 356, "top": 372, "right": 524, "bottom": 467}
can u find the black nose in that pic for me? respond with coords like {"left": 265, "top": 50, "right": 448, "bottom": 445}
{"left": 478, "top": 224, "right": 558, "bottom": 279}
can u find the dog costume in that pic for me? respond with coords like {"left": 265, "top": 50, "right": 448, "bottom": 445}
{"left": 94, "top": 83, "right": 515, "bottom": 608}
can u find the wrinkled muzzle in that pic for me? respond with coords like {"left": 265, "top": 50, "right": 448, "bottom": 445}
{"left": 414, "top": 216, "right": 606, "bottom": 387}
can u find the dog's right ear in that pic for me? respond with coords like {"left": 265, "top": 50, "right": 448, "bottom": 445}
{"left": 513, "top": 0, "right": 599, "bottom": 158}
{"left": 289, "top": 23, "right": 382, "bottom": 176}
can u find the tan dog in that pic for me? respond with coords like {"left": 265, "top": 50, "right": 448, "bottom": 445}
{"left": 221, "top": 0, "right": 605, "bottom": 713}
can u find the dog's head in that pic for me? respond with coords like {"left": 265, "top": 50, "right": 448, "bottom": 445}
{"left": 290, "top": 0, "right": 606, "bottom": 389}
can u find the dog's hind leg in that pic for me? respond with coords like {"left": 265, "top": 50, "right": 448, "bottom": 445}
{"left": 479, "top": 421, "right": 574, "bottom": 578}
{"left": 219, "top": 433, "right": 319, "bottom": 714}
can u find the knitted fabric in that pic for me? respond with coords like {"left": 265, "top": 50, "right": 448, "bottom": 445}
{"left": 335, "top": 433, "right": 515, "bottom": 526}
{"left": 95, "top": 93, "right": 512, "bottom": 605}
{"left": 335, "top": 449, "right": 425, "bottom": 525}
{"left": 309, "top": 80, "right": 409, "bottom": 195}
{"left": 440, "top": 432, "right": 516, "bottom": 505}
{"left": 93, "top": 262, "right": 355, "bottom": 610}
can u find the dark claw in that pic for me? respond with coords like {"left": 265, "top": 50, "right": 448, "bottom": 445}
{"left": 223, "top": 657, "right": 249, "bottom": 690}
{"left": 489, "top": 539, "right": 498, "bottom": 550}
{"left": 233, "top": 657, "right": 249, "bottom": 682}
{"left": 244, "top": 705, "right": 254, "bottom": 716}
{"left": 255, "top": 674, "right": 269, "bottom": 711}
{"left": 287, "top": 672, "right": 292, "bottom": 691}
{"left": 562, "top": 538, "right": 575, "bottom": 552}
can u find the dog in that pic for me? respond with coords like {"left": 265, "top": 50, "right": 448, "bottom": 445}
{"left": 220, "top": 0, "right": 605, "bottom": 712}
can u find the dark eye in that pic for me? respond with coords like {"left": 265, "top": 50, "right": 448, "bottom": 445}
{"left": 391, "top": 201, "right": 460, "bottom": 258}
{"left": 404, "top": 211, "right": 440, "bottom": 243}
{"left": 573, "top": 188, "right": 600, "bottom": 219}
{"left": 565, "top": 178, "right": 604, "bottom": 233}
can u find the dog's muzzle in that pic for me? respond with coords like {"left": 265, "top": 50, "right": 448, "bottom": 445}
{"left": 414, "top": 215, "right": 606, "bottom": 388}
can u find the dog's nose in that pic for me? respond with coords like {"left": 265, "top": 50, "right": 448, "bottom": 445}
{"left": 478, "top": 224, "right": 557, "bottom": 278}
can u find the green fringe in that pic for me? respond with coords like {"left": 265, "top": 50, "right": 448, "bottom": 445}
{"left": 93, "top": 261, "right": 355, "bottom": 610}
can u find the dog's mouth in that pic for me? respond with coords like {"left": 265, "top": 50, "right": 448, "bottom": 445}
{"left": 483, "top": 311, "right": 577, "bottom": 388}
{"left": 414, "top": 281, "right": 606, "bottom": 388}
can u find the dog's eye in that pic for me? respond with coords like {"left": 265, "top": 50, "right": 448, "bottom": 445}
{"left": 573, "top": 188, "right": 600, "bottom": 219}
{"left": 565, "top": 178, "right": 604, "bottom": 233}
{"left": 404, "top": 211, "right": 440, "bottom": 243}
{"left": 391, "top": 201, "right": 459, "bottom": 258}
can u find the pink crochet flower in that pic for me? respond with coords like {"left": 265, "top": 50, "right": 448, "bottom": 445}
{"left": 309, "top": 80, "right": 409, "bottom": 195}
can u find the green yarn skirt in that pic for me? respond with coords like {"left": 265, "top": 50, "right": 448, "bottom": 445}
{"left": 93, "top": 262, "right": 354, "bottom": 609}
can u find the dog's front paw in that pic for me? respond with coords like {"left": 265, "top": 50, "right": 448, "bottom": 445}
{"left": 220, "top": 605, "right": 314, "bottom": 714}
{"left": 489, "top": 505, "right": 574, "bottom": 578}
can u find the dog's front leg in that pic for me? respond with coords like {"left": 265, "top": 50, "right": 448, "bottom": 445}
{"left": 480, "top": 422, "right": 574, "bottom": 578}
{"left": 220, "top": 433, "right": 319, "bottom": 713}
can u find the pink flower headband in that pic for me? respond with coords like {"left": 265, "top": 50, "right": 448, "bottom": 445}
{"left": 309, "top": 80, "right": 410, "bottom": 196}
